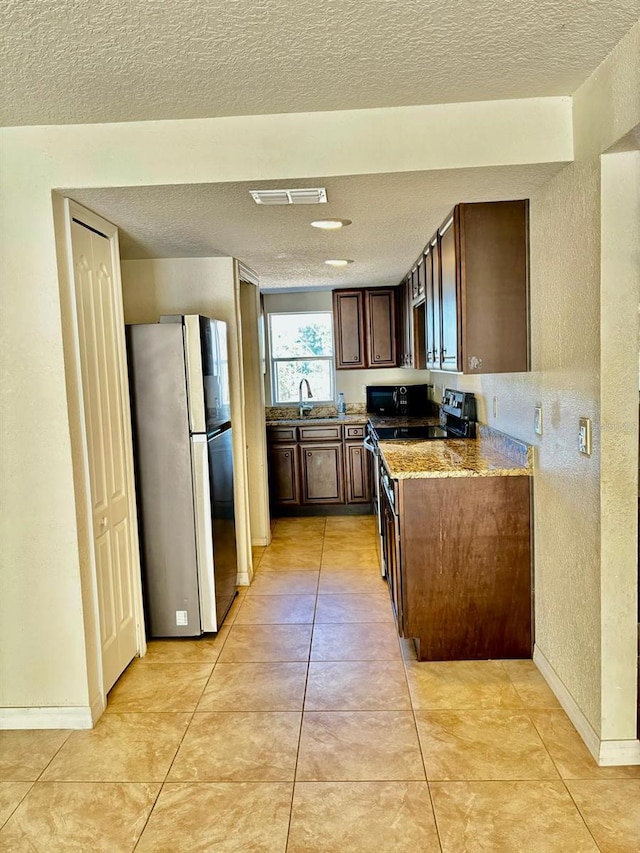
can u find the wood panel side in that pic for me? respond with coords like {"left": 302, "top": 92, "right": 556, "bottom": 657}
{"left": 400, "top": 476, "right": 532, "bottom": 660}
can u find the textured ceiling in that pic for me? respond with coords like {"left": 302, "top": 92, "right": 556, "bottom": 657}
{"left": 68, "top": 164, "right": 565, "bottom": 290}
{"left": 2, "top": 0, "right": 639, "bottom": 126}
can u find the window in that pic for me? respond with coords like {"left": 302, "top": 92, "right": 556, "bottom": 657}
{"left": 268, "top": 311, "right": 334, "bottom": 404}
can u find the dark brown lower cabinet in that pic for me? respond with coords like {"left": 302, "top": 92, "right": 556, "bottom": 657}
{"left": 267, "top": 423, "right": 371, "bottom": 512}
{"left": 396, "top": 474, "right": 532, "bottom": 661}
{"left": 345, "top": 441, "right": 370, "bottom": 503}
{"left": 267, "top": 444, "right": 300, "bottom": 505}
{"left": 301, "top": 443, "right": 344, "bottom": 504}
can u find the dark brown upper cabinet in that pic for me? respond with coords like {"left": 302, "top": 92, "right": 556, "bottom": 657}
{"left": 400, "top": 200, "right": 529, "bottom": 375}
{"left": 333, "top": 287, "right": 399, "bottom": 370}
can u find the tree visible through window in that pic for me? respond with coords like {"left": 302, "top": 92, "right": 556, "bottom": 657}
{"left": 269, "top": 312, "right": 334, "bottom": 404}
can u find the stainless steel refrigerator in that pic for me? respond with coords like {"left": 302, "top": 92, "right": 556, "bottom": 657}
{"left": 126, "top": 314, "right": 237, "bottom": 637}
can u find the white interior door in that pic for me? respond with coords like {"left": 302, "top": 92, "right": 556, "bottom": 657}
{"left": 71, "top": 218, "right": 137, "bottom": 693}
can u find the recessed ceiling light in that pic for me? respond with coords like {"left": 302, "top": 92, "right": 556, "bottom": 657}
{"left": 324, "top": 259, "right": 354, "bottom": 267}
{"left": 311, "top": 218, "right": 352, "bottom": 230}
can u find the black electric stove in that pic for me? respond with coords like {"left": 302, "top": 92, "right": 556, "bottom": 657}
{"left": 368, "top": 389, "right": 477, "bottom": 442}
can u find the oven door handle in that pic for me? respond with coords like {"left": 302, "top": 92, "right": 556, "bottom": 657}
{"left": 363, "top": 436, "right": 376, "bottom": 454}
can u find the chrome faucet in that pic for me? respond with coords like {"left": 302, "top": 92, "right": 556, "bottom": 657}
{"left": 298, "top": 378, "right": 313, "bottom": 417}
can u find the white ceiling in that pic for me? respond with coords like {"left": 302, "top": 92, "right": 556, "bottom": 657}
{"left": 70, "top": 165, "right": 565, "bottom": 290}
{"left": 6, "top": 1, "right": 638, "bottom": 289}
{"left": 2, "top": 0, "right": 638, "bottom": 127}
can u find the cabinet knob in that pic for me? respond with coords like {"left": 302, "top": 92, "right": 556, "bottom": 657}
{"left": 307, "top": 451, "right": 312, "bottom": 457}
{"left": 353, "top": 355, "right": 358, "bottom": 360}
{"left": 355, "top": 450, "right": 360, "bottom": 455}
{"left": 375, "top": 354, "right": 380, "bottom": 360}
{"left": 284, "top": 453, "right": 289, "bottom": 458}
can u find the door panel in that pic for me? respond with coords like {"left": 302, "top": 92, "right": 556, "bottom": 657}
{"left": 333, "top": 290, "right": 365, "bottom": 369}
{"left": 366, "top": 289, "right": 396, "bottom": 367}
{"left": 71, "top": 219, "right": 137, "bottom": 693}
{"left": 301, "top": 443, "right": 344, "bottom": 503}
{"left": 439, "top": 219, "right": 461, "bottom": 371}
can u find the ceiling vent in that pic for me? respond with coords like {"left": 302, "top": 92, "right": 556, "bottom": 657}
{"left": 249, "top": 188, "right": 328, "bottom": 205}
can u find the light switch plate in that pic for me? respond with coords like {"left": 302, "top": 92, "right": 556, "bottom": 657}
{"left": 534, "top": 406, "right": 543, "bottom": 435}
{"left": 579, "top": 417, "right": 592, "bottom": 456}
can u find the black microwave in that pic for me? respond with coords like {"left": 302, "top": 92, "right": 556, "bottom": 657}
{"left": 366, "top": 384, "right": 432, "bottom": 417}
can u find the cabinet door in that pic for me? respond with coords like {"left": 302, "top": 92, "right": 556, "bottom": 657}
{"left": 425, "top": 243, "right": 442, "bottom": 370}
{"left": 439, "top": 215, "right": 461, "bottom": 371}
{"left": 301, "top": 442, "right": 344, "bottom": 504}
{"left": 333, "top": 290, "right": 365, "bottom": 369}
{"left": 345, "top": 441, "right": 371, "bottom": 503}
{"left": 400, "top": 276, "right": 413, "bottom": 368}
{"left": 416, "top": 255, "right": 426, "bottom": 302}
{"left": 365, "top": 288, "right": 398, "bottom": 368}
{"left": 267, "top": 444, "right": 300, "bottom": 505}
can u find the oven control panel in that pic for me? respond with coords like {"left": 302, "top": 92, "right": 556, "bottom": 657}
{"left": 441, "top": 389, "right": 477, "bottom": 422}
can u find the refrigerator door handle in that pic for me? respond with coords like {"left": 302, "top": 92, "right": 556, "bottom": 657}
{"left": 183, "top": 315, "right": 207, "bottom": 434}
{"left": 191, "top": 434, "right": 218, "bottom": 632}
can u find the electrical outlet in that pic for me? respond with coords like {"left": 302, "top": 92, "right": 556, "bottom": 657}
{"left": 579, "top": 418, "right": 592, "bottom": 456}
{"left": 176, "top": 610, "right": 188, "bottom": 626}
{"left": 492, "top": 396, "right": 499, "bottom": 418}
{"left": 534, "top": 406, "right": 543, "bottom": 435}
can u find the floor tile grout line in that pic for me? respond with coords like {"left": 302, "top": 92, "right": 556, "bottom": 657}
{"left": 131, "top": 701, "right": 199, "bottom": 852}
{"left": 561, "top": 780, "right": 607, "bottom": 853}
{"left": 282, "top": 540, "right": 320, "bottom": 853}
{"left": 31, "top": 730, "right": 74, "bottom": 784}
{"left": 0, "top": 780, "right": 36, "bottom": 831}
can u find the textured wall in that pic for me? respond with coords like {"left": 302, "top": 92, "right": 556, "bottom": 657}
{"left": 599, "top": 150, "right": 640, "bottom": 738}
{"left": 573, "top": 21, "right": 640, "bottom": 160}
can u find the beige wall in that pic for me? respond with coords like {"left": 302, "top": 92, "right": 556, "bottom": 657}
{"left": 262, "top": 290, "right": 430, "bottom": 407}
{"left": 121, "top": 257, "right": 255, "bottom": 583}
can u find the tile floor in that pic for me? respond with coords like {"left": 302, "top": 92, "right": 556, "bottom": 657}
{"left": 1, "top": 514, "right": 639, "bottom": 852}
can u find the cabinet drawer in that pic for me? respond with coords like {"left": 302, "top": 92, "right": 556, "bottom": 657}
{"left": 267, "top": 426, "right": 297, "bottom": 442}
{"left": 298, "top": 425, "right": 342, "bottom": 442}
{"left": 344, "top": 425, "right": 365, "bottom": 439}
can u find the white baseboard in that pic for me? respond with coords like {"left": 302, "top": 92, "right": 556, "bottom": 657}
{"left": 0, "top": 706, "right": 94, "bottom": 730}
{"left": 533, "top": 645, "right": 640, "bottom": 766}
{"left": 598, "top": 738, "right": 640, "bottom": 766}
{"left": 252, "top": 536, "right": 270, "bottom": 547}
{"left": 236, "top": 571, "right": 252, "bottom": 586}
{"left": 89, "top": 691, "right": 106, "bottom": 726}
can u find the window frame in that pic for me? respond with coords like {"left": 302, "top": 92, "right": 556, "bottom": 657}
{"left": 267, "top": 310, "right": 335, "bottom": 405}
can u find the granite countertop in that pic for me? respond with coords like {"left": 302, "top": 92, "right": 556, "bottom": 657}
{"left": 266, "top": 413, "right": 369, "bottom": 427}
{"left": 379, "top": 426, "right": 533, "bottom": 480}
{"left": 266, "top": 405, "right": 369, "bottom": 427}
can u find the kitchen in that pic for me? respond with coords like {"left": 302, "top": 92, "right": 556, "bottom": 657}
{"left": 1, "top": 7, "right": 639, "bottom": 850}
